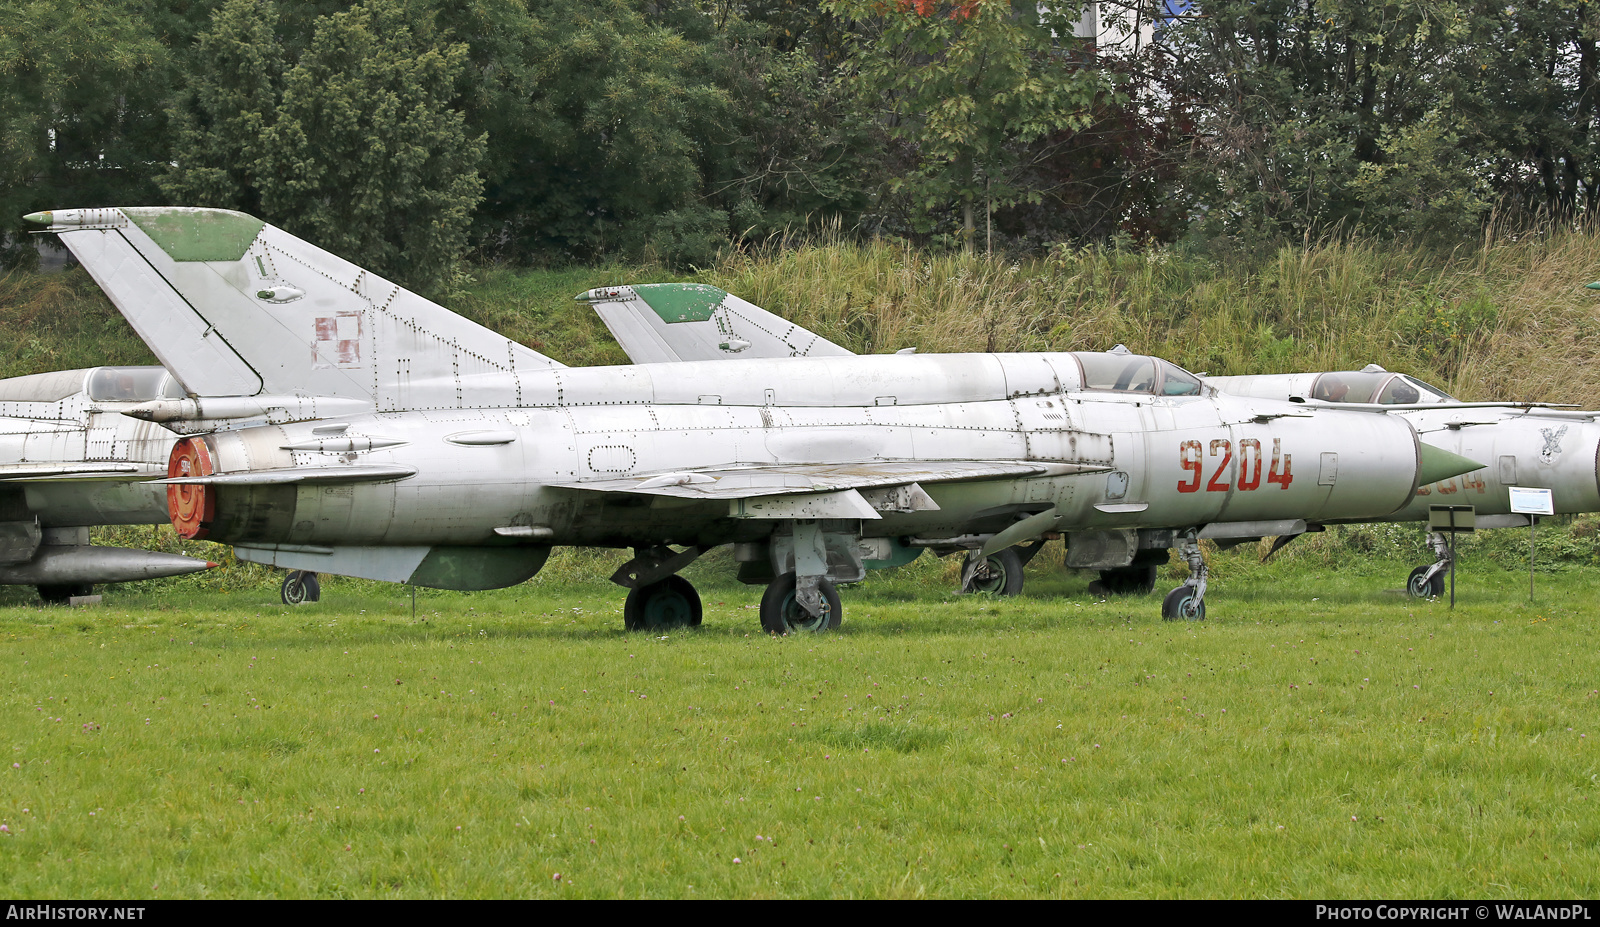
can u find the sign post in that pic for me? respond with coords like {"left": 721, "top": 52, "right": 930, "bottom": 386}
{"left": 1427, "top": 505, "right": 1476, "bottom": 608}
{"left": 1508, "top": 487, "right": 1555, "bottom": 602}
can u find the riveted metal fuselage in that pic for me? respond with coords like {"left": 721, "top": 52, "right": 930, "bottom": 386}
{"left": 193, "top": 353, "right": 1434, "bottom": 550}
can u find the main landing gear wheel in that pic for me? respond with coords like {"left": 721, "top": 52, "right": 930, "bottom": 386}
{"left": 760, "top": 573, "right": 842, "bottom": 635}
{"left": 962, "top": 547, "right": 1025, "bottom": 596}
{"left": 1406, "top": 565, "right": 1445, "bottom": 599}
{"left": 1161, "top": 586, "right": 1206, "bottom": 621}
{"left": 37, "top": 584, "right": 93, "bottom": 605}
{"left": 281, "top": 570, "right": 321, "bottom": 605}
{"left": 623, "top": 575, "right": 703, "bottom": 631}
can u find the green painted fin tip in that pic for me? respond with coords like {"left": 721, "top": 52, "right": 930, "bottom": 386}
{"left": 124, "top": 207, "right": 264, "bottom": 262}
{"left": 632, "top": 283, "right": 729, "bottom": 324}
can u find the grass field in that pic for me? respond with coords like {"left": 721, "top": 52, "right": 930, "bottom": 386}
{"left": 3, "top": 231, "right": 1600, "bottom": 897}
{"left": 2, "top": 545, "right": 1596, "bottom": 898}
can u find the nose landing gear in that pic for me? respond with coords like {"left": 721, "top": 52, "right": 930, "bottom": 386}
{"left": 280, "top": 570, "right": 320, "bottom": 605}
{"left": 1405, "top": 531, "right": 1450, "bottom": 598}
{"left": 1161, "top": 533, "right": 1207, "bottom": 621}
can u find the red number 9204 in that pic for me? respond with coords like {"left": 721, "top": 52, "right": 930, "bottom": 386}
{"left": 1177, "top": 438, "right": 1292, "bottom": 492}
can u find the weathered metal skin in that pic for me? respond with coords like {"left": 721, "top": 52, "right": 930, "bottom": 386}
{"left": 175, "top": 354, "right": 1434, "bottom": 551}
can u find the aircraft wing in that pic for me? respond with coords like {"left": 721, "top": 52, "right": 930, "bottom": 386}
{"left": 548, "top": 459, "right": 1102, "bottom": 499}
{"left": 576, "top": 284, "right": 855, "bottom": 364}
{"left": 152, "top": 464, "right": 418, "bottom": 486}
{"left": 546, "top": 459, "right": 1103, "bottom": 519}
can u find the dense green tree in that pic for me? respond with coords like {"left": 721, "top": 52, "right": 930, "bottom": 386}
{"left": 163, "top": 0, "right": 485, "bottom": 296}
{"left": 825, "top": 0, "right": 1105, "bottom": 249}
{"left": 0, "top": 0, "right": 171, "bottom": 267}
{"left": 160, "top": 0, "right": 283, "bottom": 215}
{"left": 259, "top": 0, "right": 484, "bottom": 296}
{"left": 436, "top": 0, "right": 734, "bottom": 264}
{"left": 1162, "top": 0, "right": 1600, "bottom": 243}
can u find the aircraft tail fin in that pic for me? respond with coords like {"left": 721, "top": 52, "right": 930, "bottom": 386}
{"left": 576, "top": 283, "right": 854, "bottom": 364}
{"left": 29, "top": 208, "right": 563, "bottom": 410}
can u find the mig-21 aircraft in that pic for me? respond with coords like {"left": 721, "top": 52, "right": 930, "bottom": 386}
{"left": 1211, "top": 366, "right": 1600, "bottom": 596}
{"left": 593, "top": 291, "right": 1598, "bottom": 602}
{"left": 28, "top": 206, "right": 1482, "bottom": 628}
{"left": 0, "top": 365, "right": 217, "bottom": 601}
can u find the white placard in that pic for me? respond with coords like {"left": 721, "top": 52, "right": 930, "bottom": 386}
{"left": 1508, "top": 486, "right": 1554, "bottom": 516}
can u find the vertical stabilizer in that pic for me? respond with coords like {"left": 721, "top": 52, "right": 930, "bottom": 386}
{"left": 31, "top": 207, "right": 563, "bottom": 409}
{"left": 577, "top": 283, "right": 855, "bottom": 364}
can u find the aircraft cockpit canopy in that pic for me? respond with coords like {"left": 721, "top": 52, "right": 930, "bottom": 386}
{"left": 1310, "top": 371, "right": 1455, "bottom": 405}
{"left": 87, "top": 367, "right": 185, "bottom": 402}
{"left": 1072, "top": 353, "right": 1204, "bottom": 397}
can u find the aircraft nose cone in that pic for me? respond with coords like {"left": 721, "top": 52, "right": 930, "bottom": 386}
{"left": 22, "top": 211, "right": 52, "bottom": 226}
{"left": 1417, "top": 443, "right": 1484, "bottom": 486}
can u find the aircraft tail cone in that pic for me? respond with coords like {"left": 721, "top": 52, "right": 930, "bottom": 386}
{"left": 1417, "top": 443, "right": 1484, "bottom": 487}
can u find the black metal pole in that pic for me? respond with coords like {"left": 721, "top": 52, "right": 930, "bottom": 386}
{"left": 1448, "top": 515, "right": 1456, "bottom": 610}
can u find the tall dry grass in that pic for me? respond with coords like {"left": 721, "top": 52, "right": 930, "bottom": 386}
{"left": 706, "top": 227, "right": 1600, "bottom": 406}
{"left": 5, "top": 226, "right": 1600, "bottom": 406}
{"left": 0, "top": 270, "right": 156, "bottom": 378}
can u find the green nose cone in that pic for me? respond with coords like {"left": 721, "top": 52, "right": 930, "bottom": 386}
{"left": 22, "top": 211, "right": 52, "bottom": 226}
{"left": 1417, "top": 443, "right": 1484, "bottom": 486}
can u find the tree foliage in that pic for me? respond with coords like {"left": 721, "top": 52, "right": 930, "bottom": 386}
{"left": 163, "top": 0, "right": 483, "bottom": 296}
{"left": 0, "top": 0, "right": 170, "bottom": 267}
{"left": 12, "top": 0, "right": 1600, "bottom": 269}
{"left": 826, "top": 0, "right": 1106, "bottom": 246}
{"left": 1164, "top": 0, "right": 1600, "bottom": 243}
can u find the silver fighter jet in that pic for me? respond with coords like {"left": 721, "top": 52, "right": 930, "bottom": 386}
{"left": 28, "top": 207, "right": 1482, "bottom": 627}
{"left": 1211, "top": 366, "right": 1600, "bottom": 596}
{"left": 585, "top": 286, "right": 1537, "bottom": 607}
{"left": 0, "top": 365, "right": 216, "bottom": 601}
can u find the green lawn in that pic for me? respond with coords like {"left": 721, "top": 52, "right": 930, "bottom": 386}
{"left": 1, "top": 549, "right": 1596, "bottom": 898}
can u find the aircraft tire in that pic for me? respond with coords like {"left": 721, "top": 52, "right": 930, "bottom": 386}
{"left": 1161, "top": 586, "right": 1205, "bottom": 621}
{"left": 760, "top": 573, "right": 842, "bottom": 634}
{"left": 281, "top": 571, "right": 321, "bottom": 605}
{"left": 37, "top": 584, "right": 93, "bottom": 605}
{"left": 962, "top": 547, "right": 1025, "bottom": 596}
{"left": 1406, "top": 566, "right": 1445, "bottom": 599}
{"left": 623, "top": 575, "right": 703, "bottom": 631}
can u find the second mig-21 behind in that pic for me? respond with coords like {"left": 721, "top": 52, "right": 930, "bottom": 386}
{"left": 1212, "top": 365, "right": 1600, "bottom": 597}
{"left": 31, "top": 206, "right": 1483, "bottom": 628}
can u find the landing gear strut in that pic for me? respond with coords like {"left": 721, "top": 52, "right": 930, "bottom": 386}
{"left": 280, "top": 570, "right": 320, "bottom": 605}
{"left": 1160, "top": 533, "right": 1207, "bottom": 621}
{"left": 961, "top": 546, "right": 1025, "bottom": 595}
{"left": 1406, "top": 531, "right": 1450, "bottom": 598}
{"left": 760, "top": 572, "right": 841, "bottom": 634}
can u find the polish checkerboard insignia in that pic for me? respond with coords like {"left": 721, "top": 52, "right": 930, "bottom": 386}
{"left": 313, "top": 312, "right": 363, "bottom": 369}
